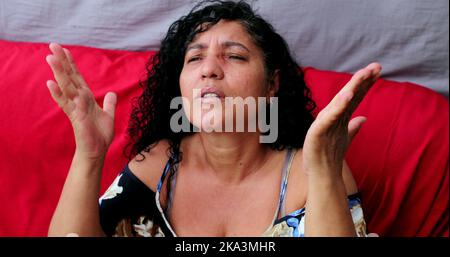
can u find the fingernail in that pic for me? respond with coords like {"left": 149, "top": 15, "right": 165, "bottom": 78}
{"left": 46, "top": 81, "right": 54, "bottom": 91}
{"left": 45, "top": 55, "right": 52, "bottom": 64}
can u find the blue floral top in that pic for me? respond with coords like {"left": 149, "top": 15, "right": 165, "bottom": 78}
{"left": 99, "top": 148, "right": 368, "bottom": 237}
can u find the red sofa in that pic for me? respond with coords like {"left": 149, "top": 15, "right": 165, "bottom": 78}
{"left": 0, "top": 39, "right": 447, "bottom": 236}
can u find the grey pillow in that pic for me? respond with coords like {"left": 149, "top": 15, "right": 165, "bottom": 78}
{"left": 1, "top": 0, "right": 447, "bottom": 96}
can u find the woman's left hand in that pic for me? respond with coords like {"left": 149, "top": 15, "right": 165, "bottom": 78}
{"left": 302, "top": 63, "right": 382, "bottom": 179}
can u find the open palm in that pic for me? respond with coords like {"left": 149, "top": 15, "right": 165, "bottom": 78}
{"left": 46, "top": 43, "right": 117, "bottom": 160}
{"left": 302, "top": 63, "right": 382, "bottom": 177}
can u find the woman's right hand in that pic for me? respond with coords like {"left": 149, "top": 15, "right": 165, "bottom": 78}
{"left": 46, "top": 43, "right": 117, "bottom": 160}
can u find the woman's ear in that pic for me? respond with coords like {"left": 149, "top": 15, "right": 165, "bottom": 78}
{"left": 267, "top": 69, "right": 280, "bottom": 98}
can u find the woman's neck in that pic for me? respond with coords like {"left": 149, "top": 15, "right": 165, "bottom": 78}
{"left": 182, "top": 132, "right": 271, "bottom": 184}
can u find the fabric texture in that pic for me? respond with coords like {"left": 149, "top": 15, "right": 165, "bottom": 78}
{"left": 0, "top": 39, "right": 447, "bottom": 236}
{"left": 0, "top": 0, "right": 448, "bottom": 95}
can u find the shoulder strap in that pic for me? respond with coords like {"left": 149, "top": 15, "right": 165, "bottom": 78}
{"left": 277, "top": 148, "right": 297, "bottom": 219}
{"left": 262, "top": 147, "right": 296, "bottom": 235}
{"left": 156, "top": 160, "right": 172, "bottom": 193}
{"left": 156, "top": 147, "right": 180, "bottom": 193}
{"left": 157, "top": 147, "right": 180, "bottom": 220}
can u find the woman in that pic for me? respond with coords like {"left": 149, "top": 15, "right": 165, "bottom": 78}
{"left": 46, "top": 1, "right": 381, "bottom": 237}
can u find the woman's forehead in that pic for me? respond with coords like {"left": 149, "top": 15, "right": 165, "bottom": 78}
{"left": 187, "top": 20, "right": 255, "bottom": 49}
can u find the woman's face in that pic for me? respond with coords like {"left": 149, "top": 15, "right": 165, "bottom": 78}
{"left": 179, "top": 20, "right": 274, "bottom": 132}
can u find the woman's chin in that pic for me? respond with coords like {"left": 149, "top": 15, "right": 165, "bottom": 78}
{"left": 200, "top": 117, "right": 225, "bottom": 133}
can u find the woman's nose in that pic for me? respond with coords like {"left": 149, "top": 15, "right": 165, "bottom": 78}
{"left": 201, "top": 56, "right": 224, "bottom": 80}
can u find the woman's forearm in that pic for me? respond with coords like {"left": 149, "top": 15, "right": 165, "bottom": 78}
{"left": 300, "top": 63, "right": 381, "bottom": 236}
{"left": 304, "top": 174, "right": 356, "bottom": 237}
{"left": 48, "top": 151, "right": 106, "bottom": 237}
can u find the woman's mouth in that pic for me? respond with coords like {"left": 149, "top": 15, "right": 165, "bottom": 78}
{"left": 200, "top": 86, "right": 225, "bottom": 99}
{"left": 202, "top": 92, "right": 220, "bottom": 98}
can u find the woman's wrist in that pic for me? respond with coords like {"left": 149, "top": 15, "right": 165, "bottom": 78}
{"left": 306, "top": 167, "right": 348, "bottom": 198}
{"left": 305, "top": 163, "right": 343, "bottom": 181}
{"left": 74, "top": 148, "right": 106, "bottom": 162}
{"left": 72, "top": 149, "right": 106, "bottom": 176}
{"left": 304, "top": 168, "right": 356, "bottom": 237}
{"left": 308, "top": 174, "right": 346, "bottom": 191}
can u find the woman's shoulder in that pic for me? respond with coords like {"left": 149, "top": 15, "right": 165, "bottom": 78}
{"left": 127, "top": 140, "right": 172, "bottom": 192}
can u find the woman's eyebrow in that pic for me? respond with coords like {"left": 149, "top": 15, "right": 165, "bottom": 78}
{"left": 186, "top": 43, "right": 207, "bottom": 52}
{"left": 222, "top": 41, "right": 250, "bottom": 52}
{"left": 186, "top": 41, "right": 250, "bottom": 53}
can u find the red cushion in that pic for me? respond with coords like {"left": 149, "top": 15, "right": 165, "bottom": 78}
{"left": 0, "top": 39, "right": 448, "bottom": 236}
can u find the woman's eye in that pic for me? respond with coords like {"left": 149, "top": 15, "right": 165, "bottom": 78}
{"left": 228, "top": 55, "right": 246, "bottom": 61}
{"left": 187, "top": 56, "right": 202, "bottom": 63}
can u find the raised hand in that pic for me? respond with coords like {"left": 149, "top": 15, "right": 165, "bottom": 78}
{"left": 46, "top": 43, "right": 117, "bottom": 160}
{"left": 302, "top": 63, "right": 382, "bottom": 178}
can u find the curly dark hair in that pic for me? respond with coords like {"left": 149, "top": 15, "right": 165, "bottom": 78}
{"left": 126, "top": 0, "right": 316, "bottom": 161}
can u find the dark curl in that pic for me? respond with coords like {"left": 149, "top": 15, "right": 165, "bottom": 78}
{"left": 126, "top": 0, "right": 316, "bottom": 160}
